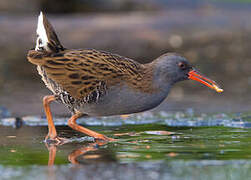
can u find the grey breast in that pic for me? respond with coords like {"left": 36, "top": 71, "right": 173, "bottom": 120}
{"left": 77, "top": 84, "right": 170, "bottom": 116}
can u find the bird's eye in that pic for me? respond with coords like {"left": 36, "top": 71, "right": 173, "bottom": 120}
{"left": 178, "top": 62, "right": 187, "bottom": 70}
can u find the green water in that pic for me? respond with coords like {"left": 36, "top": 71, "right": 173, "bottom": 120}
{"left": 0, "top": 112, "right": 251, "bottom": 179}
{"left": 1, "top": 124, "right": 251, "bottom": 166}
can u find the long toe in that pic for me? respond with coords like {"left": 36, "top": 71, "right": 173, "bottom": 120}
{"left": 96, "top": 135, "right": 117, "bottom": 142}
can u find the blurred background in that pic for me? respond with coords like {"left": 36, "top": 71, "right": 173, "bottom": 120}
{"left": 0, "top": 0, "right": 250, "bottom": 117}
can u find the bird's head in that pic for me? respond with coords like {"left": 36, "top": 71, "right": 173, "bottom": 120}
{"left": 153, "top": 53, "right": 223, "bottom": 93}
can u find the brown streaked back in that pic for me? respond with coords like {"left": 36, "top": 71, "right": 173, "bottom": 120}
{"left": 27, "top": 49, "right": 155, "bottom": 100}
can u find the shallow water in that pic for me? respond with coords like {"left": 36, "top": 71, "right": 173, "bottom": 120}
{"left": 0, "top": 111, "right": 251, "bottom": 179}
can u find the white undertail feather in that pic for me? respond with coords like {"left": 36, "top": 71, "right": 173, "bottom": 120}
{"left": 35, "top": 12, "right": 56, "bottom": 93}
{"left": 35, "top": 12, "right": 49, "bottom": 51}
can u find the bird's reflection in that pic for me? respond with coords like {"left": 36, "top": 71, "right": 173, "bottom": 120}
{"left": 45, "top": 140, "right": 108, "bottom": 166}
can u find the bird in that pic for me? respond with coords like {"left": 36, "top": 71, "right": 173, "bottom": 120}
{"left": 27, "top": 12, "right": 223, "bottom": 144}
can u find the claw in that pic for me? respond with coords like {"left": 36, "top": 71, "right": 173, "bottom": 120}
{"left": 44, "top": 136, "right": 70, "bottom": 146}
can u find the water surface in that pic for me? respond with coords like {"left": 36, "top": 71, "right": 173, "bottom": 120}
{"left": 0, "top": 111, "right": 251, "bottom": 179}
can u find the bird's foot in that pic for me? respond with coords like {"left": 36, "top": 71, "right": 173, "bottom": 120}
{"left": 95, "top": 134, "right": 117, "bottom": 142}
{"left": 44, "top": 136, "right": 70, "bottom": 146}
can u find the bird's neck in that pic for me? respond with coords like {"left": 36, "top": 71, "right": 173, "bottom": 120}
{"left": 139, "top": 62, "right": 173, "bottom": 95}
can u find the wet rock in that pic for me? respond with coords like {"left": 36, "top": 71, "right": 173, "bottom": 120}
{"left": 1, "top": 111, "right": 251, "bottom": 129}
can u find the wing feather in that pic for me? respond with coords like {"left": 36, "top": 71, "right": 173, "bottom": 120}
{"left": 28, "top": 49, "right": 144, "bottom": 99}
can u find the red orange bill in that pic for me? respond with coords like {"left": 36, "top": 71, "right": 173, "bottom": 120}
{"left": 188, "top": 70, "right": 223, "bottom": 93}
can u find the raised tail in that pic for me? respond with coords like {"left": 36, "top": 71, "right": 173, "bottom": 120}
{"left": 35, "top": 11, "right": 65, "bottom": 53}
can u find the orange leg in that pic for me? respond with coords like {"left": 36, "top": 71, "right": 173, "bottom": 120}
{"left": 43, "top": 95, "right": 67, "bottom": 144}
{"left": 43, "top": 95, "right": 57, "bottom": 139}
{"left": 68, "top": 113, "right": 115, "bottom": 142}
